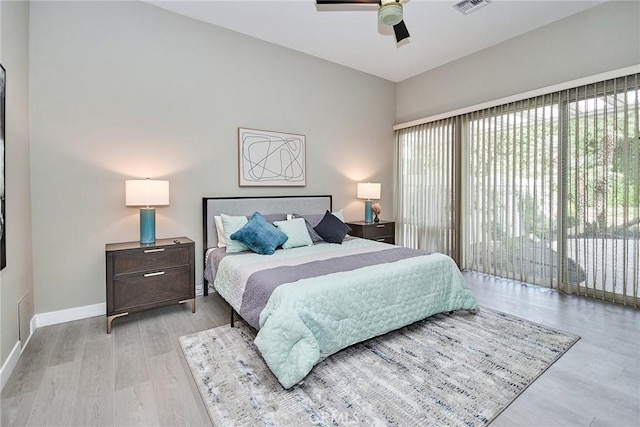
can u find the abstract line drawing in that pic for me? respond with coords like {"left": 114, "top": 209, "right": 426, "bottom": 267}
{"left": 238, "top": 128, "right": 306, "bottom": 186}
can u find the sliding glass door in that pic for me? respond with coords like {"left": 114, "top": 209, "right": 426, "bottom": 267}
{"left": 462, "top": 75, "right": 639, "bottom": 306}
{"left": 563, "top": 77, "right": 639, "bottom": 303}
{"left": 464, "top": 98, "right": 563, "bottom": 287}
{"left": 395, "top": 118, "right": 460, "bottom": 262}
{"left": 396, "top": 73, "right": 639, "bottom": 306}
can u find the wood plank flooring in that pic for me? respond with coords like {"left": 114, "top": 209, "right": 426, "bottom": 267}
{"left": 1, "top": 274, "right": 638, "bottom": 426}
{"left": 463, "top": 272, "right": 640, "bottom": 427}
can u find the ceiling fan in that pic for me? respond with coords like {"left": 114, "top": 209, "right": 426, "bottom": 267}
{"left": 315, "top": 0, "right": 410, "bottom": 43}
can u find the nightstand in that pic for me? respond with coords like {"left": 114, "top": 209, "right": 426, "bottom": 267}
{"left": 105, "top": 236, "right": 195, "bottom": 333}
{"left": 346, "top": 220, "right": 395, "bottom": 245}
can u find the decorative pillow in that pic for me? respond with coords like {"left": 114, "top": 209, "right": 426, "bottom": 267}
{"left": 313, "top": 210, "right": 352, "bottom": 244}
{"left": 221, "top": 214, "right": 249, "bottom": 253}
{"left": 230, "top": 212, "right": 288, "bottom": 255}
{"left": 274, "top": 218, "right": 313, "bottom": 249}
{"left": 261, "top": 213, "right": 288, "bottom": 224}
{"left": 293, "top": 213, "right": 323, "bottom": 227}
{"left": 291, "top": 214, "right": 324, "bottom": 243}
{"left": 292, "top": 210, "right": 346, "bottom": 242}
{"left": 332, "top": 209, "right": 345, "bottom": 222}
{"left": 214, "top": 216, "right": 227, "bottom": 248}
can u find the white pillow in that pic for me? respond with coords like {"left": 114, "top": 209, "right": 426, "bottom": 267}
{"left": 332, "top": 209, "right": 345, "bottom": 222}
{"left": 220, "top": 214, "right": 249, "bottom": 253}
{"left": 214, "top": 216, "right": 227, "bottom": 248}
{"left": 274, "top": 218, "right": 313, "bottom": 249}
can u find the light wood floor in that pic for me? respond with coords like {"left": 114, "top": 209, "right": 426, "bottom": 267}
{"left": 1, "top": 273, "right": 638, "bottom": 426}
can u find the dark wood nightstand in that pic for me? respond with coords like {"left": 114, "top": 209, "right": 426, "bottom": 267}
{"left": 105, "top": 236, "right": 195, "bottom": 333}
{"left": 346, "top": 220, "right": 395, "bottom": 245}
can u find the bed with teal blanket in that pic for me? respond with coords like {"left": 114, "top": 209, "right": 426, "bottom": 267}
{"left": 204, "top": 231, "right": 478, "bottom": 389}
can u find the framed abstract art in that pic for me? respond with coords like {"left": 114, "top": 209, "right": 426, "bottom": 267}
{"left": 238, "top": 127, "right": 306, "bottom": 187}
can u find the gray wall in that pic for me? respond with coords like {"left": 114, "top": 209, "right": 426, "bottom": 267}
{"left": 0, "top": 1, "right": 34, "bottom": 366}
{"left": 28, "top": 1, "right": 396, "bottom": 314}
{"left": 397, "top": 1, "right": 640, "bottom": 124}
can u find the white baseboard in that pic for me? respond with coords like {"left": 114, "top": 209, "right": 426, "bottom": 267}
{"left": 0, "top": 341, "right": 21, "bottom": 391}
{"left": 32, "top": 283, "right": 207, "bottom": 328}
{"left": 33, "top": 302, "right": 106, "bottom": 329}
{"left": 31, "top": 287, "right": 208, "bottom": 329}
{"left": 1, "top": 302, "right": 105, "bottom": 391}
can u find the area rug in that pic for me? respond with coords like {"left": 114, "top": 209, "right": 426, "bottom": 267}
{"left": 179, "top": 308, "right": 579, "bottom": 426}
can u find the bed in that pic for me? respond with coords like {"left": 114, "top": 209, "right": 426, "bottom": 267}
{"left": 202, "top": 195, "right": 479, "bottom": 388}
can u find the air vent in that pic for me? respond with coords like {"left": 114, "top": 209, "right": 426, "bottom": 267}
{"left": 453, "top": 0, "right": 490, "bottom": 15}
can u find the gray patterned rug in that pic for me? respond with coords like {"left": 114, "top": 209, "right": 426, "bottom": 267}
{"left": 179, "top": 308, "right": 579, "bottom": 426}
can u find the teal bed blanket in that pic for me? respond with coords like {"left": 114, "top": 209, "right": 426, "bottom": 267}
{"left": 207, "top": 238, "right": 478, "bottom": 388}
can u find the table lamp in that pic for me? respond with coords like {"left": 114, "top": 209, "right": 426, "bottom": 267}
{"left": 125, "top": 179, "right": 170, "bottom": 244}
{"left": 357, "top": 182, "right": 381, "bottom": 224}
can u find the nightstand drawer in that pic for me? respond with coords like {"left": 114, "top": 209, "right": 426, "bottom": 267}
{"left": 345, "top": 220, "right": 395, "bottom": 245}
{"left": 370, "top": 235, "right": 394, "bottom": 244}
{"left": 112, "top": 267, "right": 192, "bottom": 311}
{"left": 112, "top": 246, "right": 190, "bottom": 274}
{"left": 105, "top": 237, "right": 196, "bottom": 333}
{"left": 364, "top": 223, "right": 394, "bottom": 239}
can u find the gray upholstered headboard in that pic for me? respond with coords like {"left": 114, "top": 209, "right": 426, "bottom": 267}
{"left": 202, "top": 195, "right": 332, "bottom": 251}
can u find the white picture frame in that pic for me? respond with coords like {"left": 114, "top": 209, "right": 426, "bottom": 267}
{"left": 238, "top": 127, "right": 306, "bottom": 187}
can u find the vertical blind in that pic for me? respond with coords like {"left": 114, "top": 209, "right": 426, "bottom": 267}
{"left": 561, "top": 76, "right": 639, "bottom": 304}
{"left": 395, "top": 117, "right": 460, "bottom": 262}
{"left": 396, "top": 73, "right": 639, "bottom": 307}
{"left": 464, "top": 95, "right": 563, "bottom": 288}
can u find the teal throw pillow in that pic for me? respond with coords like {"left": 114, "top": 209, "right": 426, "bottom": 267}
{"left": 230, "top": 212, "right": 288, "bottom": 255}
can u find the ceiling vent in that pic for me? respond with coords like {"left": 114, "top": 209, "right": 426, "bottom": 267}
{"left": 453, "top": 0, "right": 491, "bottom": 15}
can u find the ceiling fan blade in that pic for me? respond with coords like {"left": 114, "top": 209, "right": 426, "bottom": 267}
{"left": 393, "top": 20, "right": 410, "bottom": 42}
{"left": 315, "top": 0, "right": 379, "bottom": 4}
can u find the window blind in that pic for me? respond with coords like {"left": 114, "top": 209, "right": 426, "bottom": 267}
{"left": 395, "top": 117, "right": 460, "bottom": 263}
{"left": 396, "top": 73, "right": 639, "bottom": 307}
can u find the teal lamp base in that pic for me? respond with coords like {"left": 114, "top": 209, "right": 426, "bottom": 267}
{"left": 140, "top": 208, "right": 156, "bottom": 244}
{"left": 364, "top": 200, "right": 373, "bottom": 224}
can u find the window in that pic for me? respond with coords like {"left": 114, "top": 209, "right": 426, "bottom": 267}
{"left": 563, "top": 78, "right": 639, "bottom": 302}
{"left": 395, "top": 117, "right": 460, "bottom": 262}
{"left": 396, "top": 73, "right": 639, "bottom": 306}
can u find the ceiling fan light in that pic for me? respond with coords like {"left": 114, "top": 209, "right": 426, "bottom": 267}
{"left": 378, "top": 3, "right": 403, "bottom": 27}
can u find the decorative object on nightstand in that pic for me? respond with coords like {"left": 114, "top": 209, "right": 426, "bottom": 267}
{"left": 371, "top": 203, "right": 381, "bottom": 223}
{"left": 345, "top": 220, "right": 395, "bottom": 245}
{"left": 125, "top": 178, "right": 169, "bottom": 244}
{"left": 105, "top": 236, "right": 195, "bottom": 333}
{"left": 357, "top": 182, "right": 381, "bottom": 224}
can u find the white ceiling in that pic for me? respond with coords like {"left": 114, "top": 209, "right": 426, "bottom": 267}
{"left": 146, "top": 0, "right": 607, "bottom": 82}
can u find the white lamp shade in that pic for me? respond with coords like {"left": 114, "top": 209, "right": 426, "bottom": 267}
{"left": 357, "top": 182, "right": 381, "bottom": 200}
{"left": 125, "top": 179, "right": 170, "bottom": 207}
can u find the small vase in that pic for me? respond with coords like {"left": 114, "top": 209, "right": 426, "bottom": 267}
{"left": 374, "top": 214, "right": 379, "bottom": 223}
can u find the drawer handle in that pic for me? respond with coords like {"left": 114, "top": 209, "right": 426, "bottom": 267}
{"left": 143, "top": 271, "right": 165, "bottom": 278}
{"left": 375, "top": 225, "right": 386, "bottom": 228}
{"left": 144, "top": 248, "right": 165, "bottom": 253}
{"left": 376, "top": 238, "right": 387, "bottom": 242}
